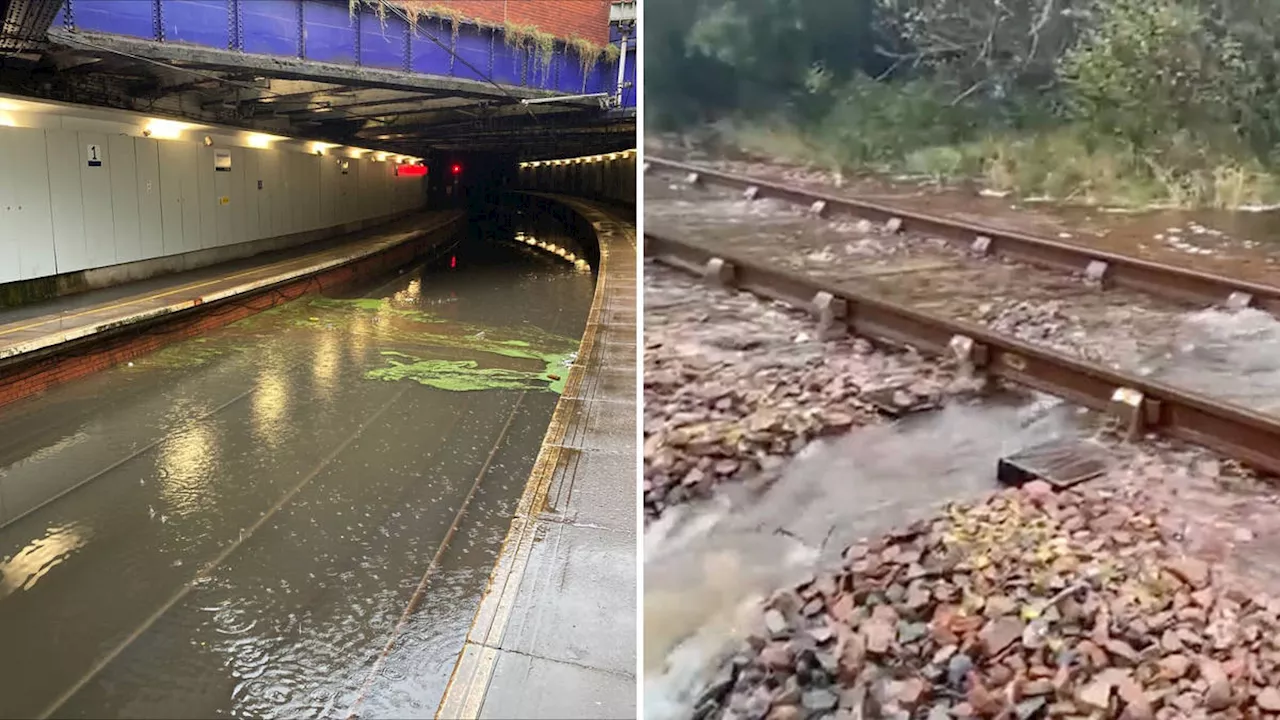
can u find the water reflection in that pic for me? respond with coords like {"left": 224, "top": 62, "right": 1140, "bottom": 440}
{"left": 312, "top": 331, "right": 340, "bottom": 396}
{"left": 252, "top": 365, "right": 291, "bottom": 449}
{"left": 155, "top": 422, "right": 218, "bottom": 517}
{"left": 0, "top": 522, "right": 90, "bottom": 600}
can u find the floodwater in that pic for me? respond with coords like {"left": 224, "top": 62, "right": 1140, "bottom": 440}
{"left": 642, "top": 166, "right": 1280, "bottom": 719}
{"left": 646, "top": 176, "right": 1280, "bottom": 415}
{"left": 643, "top": 399, "right": 1085, "bottom": 720}
{"left": 0, "top": 211, "right": 595, "bottom": 719}
{"left": 655, "top": 141, "right": 1280, "bottom": 285}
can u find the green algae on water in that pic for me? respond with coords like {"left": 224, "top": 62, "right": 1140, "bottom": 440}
{"left": 368, "top": 348, "right": 578, "bottom": 394}
{"left": 367, "top": 358, "right": 551, "bottom": 392}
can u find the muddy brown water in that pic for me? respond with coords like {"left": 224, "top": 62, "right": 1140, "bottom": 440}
{"left": 643, "top": 397, "right": 1087, "bottom": 719}
{"left": 0, "top": 214, "right": 594, "bottom": 719}
{"left": 646, "top": 177, "right": 1280, "bottom": 417}
{"left": 642, "top": 177, "right": 1280, "bottom": 718}
{"left": 652, "top": 139, "right": 1280, "bottom": 285}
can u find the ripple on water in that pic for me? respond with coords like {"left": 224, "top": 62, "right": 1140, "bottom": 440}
{"left": 1142, "top": 308, "right": 1280, "bottom": 416}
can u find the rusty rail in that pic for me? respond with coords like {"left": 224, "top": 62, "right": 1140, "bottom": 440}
{"left": 646, "top": 156, "right": 1280, "bottom": 314}
{"left": 645, "top": 230, "right": 1280, "bottom": 477}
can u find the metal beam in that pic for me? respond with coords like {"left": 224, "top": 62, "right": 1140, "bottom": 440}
{"left": 48, "top": 29, "right": 600, "bottom": 104}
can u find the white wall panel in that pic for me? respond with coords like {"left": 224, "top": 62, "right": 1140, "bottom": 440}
{"left": 197, "top": 145, "right": 217, "bottom": 249}
{"left": 301, "top": 154, "right": 320, "bottom": 232}
{"left": 214, "top": 148, "right": 232, "bottom": 247}
{"left": 108, "top": 134, "right": 142, "bottom": 264}
{"left": 242, "top": 149, "right": 261, "bottom": 242}
{"left": 229, "top": 147, "right": 247, "bottom": 246}
{"left": 0, "top": 131, "right": 18, "bottom": 283}
{"left": 78, "top": 132, "right": 117, "bottom": 268}
{"left": 256, "top": 149, "right": 275, "bottom": 240}
{"left": 319, "top": 154, "right": 337, "bottom": 229}
{"left": 270, "top": 151, "right": 289, "bottom": 236}
{"left": 45, "top": 129, "right": 88, "bottom": 273}
{"left": 135, "top": 138, "right": 164, "bottom": 261}
{"left": 176, "top": 143, "right": 201, "bottom": 254}
{"left": 158, "top": 140, "right": 186, "bottom": 256}
{"left": 10, "top": 128, "right": 57, "bottom": 280}
{"left": 0, "top": 124, "right": 426, "bottom": 287}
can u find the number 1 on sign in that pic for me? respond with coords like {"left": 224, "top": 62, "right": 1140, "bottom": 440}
{"left": 87, "top": 144, "right": 102, "bottom": 168}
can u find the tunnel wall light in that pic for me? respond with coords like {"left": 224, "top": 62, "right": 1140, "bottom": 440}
{"left": 142, "top": 118, "right": 189, "bottom": 140}
{"left": 245, "top": 132, "right": 282, "bottom": 149}
{"left": 519, "top": 147, "right": 637, "bottom": 169}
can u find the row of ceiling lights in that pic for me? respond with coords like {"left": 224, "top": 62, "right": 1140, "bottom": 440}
{"left": 143, "top": 120, "right": 423, "bottom": 164}
{"left": 519, "top": 148, "right": 636, "bottom": 169}
{"left": 0, "top": 98, "right": 422, "bottom": 164}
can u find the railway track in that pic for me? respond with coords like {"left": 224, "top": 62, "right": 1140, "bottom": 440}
{"left": 644, "top": 229, "right": 1280, "bottom": 479}
{"left": 645, "top": 156, "right": 1279, "bottom": 315}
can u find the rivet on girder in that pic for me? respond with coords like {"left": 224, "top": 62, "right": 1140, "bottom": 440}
{"left": 703, "top": 257, "right": 735, "bottom": 287}
{"left": 1084, "top": 260, "right": 1109, "bottom": 287}
{"left": 1227, "top": 291, "right": 1254, "bottom": 310}
{"left": 684, "top": 172, "right": 701, "bottom": 185}
{"left": 743, "top": 186, "right": 760, "bottom": 200}
{"left": 811, "top": 291, "right": 848, "bottom": 340}
{"left": 809, "top": 200, "right": 827, "bottom": 217}
{"left": 885, "top": 217, "right": 904, "bottom": 234}
{"left": 1110, "top": 386, "right": 1160, "bottom": 441}
{"left": 971, "top": 235, "right": 993, "bottom": 256}
{"left": 948, "top": 334, "right": 990, "bottom": 369}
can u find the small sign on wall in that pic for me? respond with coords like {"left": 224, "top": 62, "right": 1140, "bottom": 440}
{"left": 214, "top": 150, "right": 231, "bottom": 172}
{"left": 86, "top": 144, "right": 102, "bottom": 168}
{"left": 219, "top": 196, "right": 231, "bottom": 206}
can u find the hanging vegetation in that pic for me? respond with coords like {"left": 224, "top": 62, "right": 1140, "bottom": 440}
{"left": 421, "top": 4, "right": 465, "bottom": 51}
{"left": 504, "top": 21, "right": 557, "bottom": 81}
{"left": 346, "top": 1, "right": 466, "bottom": 54}
{"left": 567, "top": 35, "right": 605, "bottom": 82}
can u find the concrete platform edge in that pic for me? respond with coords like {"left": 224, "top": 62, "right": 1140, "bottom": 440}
{"left": 435, "top": 196, "right": 636, "bottom": 720}
{"left": 0, "top": 213, "right": 465, "bottom": 365}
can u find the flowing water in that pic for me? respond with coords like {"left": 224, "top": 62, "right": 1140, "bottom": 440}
{"left": 642, "top": 398, "right": 1088, "bottom": 720}
{"left": 641, "top": 178, "right": 1280, "bottom": 718}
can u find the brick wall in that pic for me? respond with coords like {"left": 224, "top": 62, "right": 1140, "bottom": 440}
{"left": 400, "top": 0, "right": 612, "bottom": 45}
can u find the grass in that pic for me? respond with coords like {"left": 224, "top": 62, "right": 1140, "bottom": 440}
{"left": 714, "top": 115, "right": 1280, "bottom": 210}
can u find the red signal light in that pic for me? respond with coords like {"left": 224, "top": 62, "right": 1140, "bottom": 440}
{"left": 450, "top": 255, "right": 457, "bottom": 269}
{"left": 451, "top": 164, "right": 462, "bottom": 175}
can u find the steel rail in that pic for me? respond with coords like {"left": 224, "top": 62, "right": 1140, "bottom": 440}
{"left": 645, "top": 156, "right": 1280, "bottom": 314}
{"left": 644, "top": 230, "right": 1280, "bottom": 478}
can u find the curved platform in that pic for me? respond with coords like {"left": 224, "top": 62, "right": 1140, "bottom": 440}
{"left": 437, "top": 195, "right": 637, "bottom": 719}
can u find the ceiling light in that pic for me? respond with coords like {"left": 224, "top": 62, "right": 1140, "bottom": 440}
{"left": 142, "top": 118, "right": 190, "bottom": 140}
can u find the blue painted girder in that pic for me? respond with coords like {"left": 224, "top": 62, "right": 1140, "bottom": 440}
{"left": 51, "top": 0, "right": 636, "bottom": 107}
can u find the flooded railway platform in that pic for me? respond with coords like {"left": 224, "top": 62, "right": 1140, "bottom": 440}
{"left": 0, "top": 209, "right": 598, "bottom": 718}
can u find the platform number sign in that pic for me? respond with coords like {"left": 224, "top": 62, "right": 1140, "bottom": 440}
{"left": 86, "top": 144, "right": 102, "bottom": 168}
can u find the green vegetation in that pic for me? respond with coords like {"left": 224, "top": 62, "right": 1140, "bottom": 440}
{"left": 289, "top": 298, "right": 578, "bottom": 394}
{"left": 649, "top": 0, "right": 1280, "bottom": 209}
{"left": 140, "top": 296, "right": 579, "bottom": 394}
{"left": 567, "top": 35, "right": 606, "bottom": 80}
{"left": 504, "top": 21, "right": 558, "bottom": 77}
